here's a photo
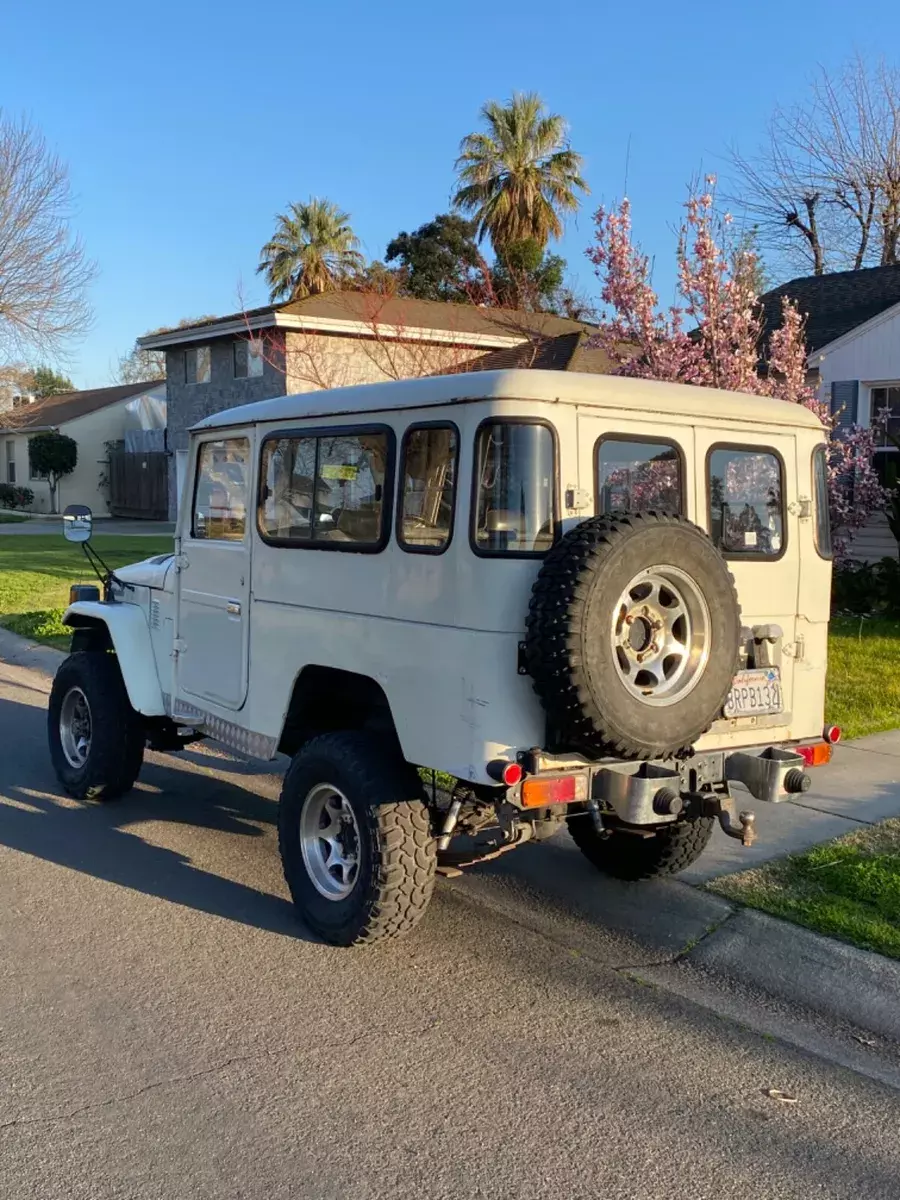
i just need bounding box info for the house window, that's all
[192,438,249,540]
[871,385,900,487]
[472,420,556,556]
[595,436,684,515]
[398,424,458,552]
[5,440,15,484]
[708,445,785,558]
[234,337,264,379]
[258,428,392,550]
[185,345,211,385]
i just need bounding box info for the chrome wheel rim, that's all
[299,784,361,901]
[610,565,710,707]
[59,686,93,768]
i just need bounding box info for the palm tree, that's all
[257,198,365,301]
[453,92,588,255]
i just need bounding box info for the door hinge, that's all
[172,637,187,656]
[565,486,591,512]
[517,641,529,676]
[788,498,811,519]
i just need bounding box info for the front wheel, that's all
[48,652,146,800]
[278,732,436,946]
[567,811,714,881]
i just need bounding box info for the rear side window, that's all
[192,438,249,541]
[596,437,683,514]
[813,444,832,558]
[708,446,784,558]
[398,424,458,552]
[472,421,555,556]
[258,428,392,549]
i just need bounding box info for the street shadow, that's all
[0,694,314,942]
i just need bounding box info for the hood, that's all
[114,554,175,591]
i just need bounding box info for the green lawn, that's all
[710,819,900,960]
[0,534,173,650]
[826,617,900,740]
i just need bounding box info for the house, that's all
[761,265,900,560]
[1,380,165,515]
[138,292,611,518]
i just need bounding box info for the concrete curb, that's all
[0,626,65,677]
[665,907,900,1042]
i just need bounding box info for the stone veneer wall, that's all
[164,334,286,518]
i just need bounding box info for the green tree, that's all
[453,92,588,255]
[28,430,77,513]
[30,365,74,397]
[385,213,482,302]
[258,198,365,302]
[490,238,565,309]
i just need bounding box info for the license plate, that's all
[724,668,783,718]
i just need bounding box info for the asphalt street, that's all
[2,656,900,1200]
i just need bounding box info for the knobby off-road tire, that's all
[48,651,146,800]
[278,732,436,946]
[526,512,741,759]
[568,812,715,881]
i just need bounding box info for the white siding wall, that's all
[814,303,900,563]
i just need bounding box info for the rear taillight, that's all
[797,742,832,768]
[521,774,588,807]
[824,725,842,744]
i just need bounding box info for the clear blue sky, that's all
[3,0,898,387]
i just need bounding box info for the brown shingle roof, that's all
[0,380,163,431]
[141,291,598,347]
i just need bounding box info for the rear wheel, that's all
[567,811,714,881]
[48,652,145,800]
[278,732,436,946]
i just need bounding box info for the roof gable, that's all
[760,264,900,353]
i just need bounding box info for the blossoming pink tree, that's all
[586,182,887,552]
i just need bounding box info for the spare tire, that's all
[525,512,741,759]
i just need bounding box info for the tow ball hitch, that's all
[713,794,757,847]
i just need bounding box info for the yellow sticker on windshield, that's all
[321,465,358,481]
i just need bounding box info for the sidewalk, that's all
[0,516,174,536]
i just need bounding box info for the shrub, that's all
[833,557,900,618]
[0,483,35,510]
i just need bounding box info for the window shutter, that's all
[830,380,859,436]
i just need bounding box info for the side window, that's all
[398,425,458,552]
[473,421,555,555]
[192,438,249,541]
[596,437,683,514]
[708,446,784,558]
[259,428,392,549]
[813,444,832,558]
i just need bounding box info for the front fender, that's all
[62,601,166,716]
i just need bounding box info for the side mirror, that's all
[63,503,93,543]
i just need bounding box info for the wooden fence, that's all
[108,450,168,520]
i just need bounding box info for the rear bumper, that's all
[515,742,816,827]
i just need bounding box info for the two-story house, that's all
[138,291,609,518]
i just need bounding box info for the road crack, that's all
[0,1046,279,1132]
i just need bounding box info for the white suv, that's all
[47,369,837,945]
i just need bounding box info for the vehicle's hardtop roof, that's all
[192,368,824,432]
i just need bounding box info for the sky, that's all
[3,0,900,388]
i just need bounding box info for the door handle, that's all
[226,601,241,616]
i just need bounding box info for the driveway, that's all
[0,518,174,536]
[2,654,900,1198]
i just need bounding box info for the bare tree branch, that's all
[0,112,95,362]
[726,56,900,276]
